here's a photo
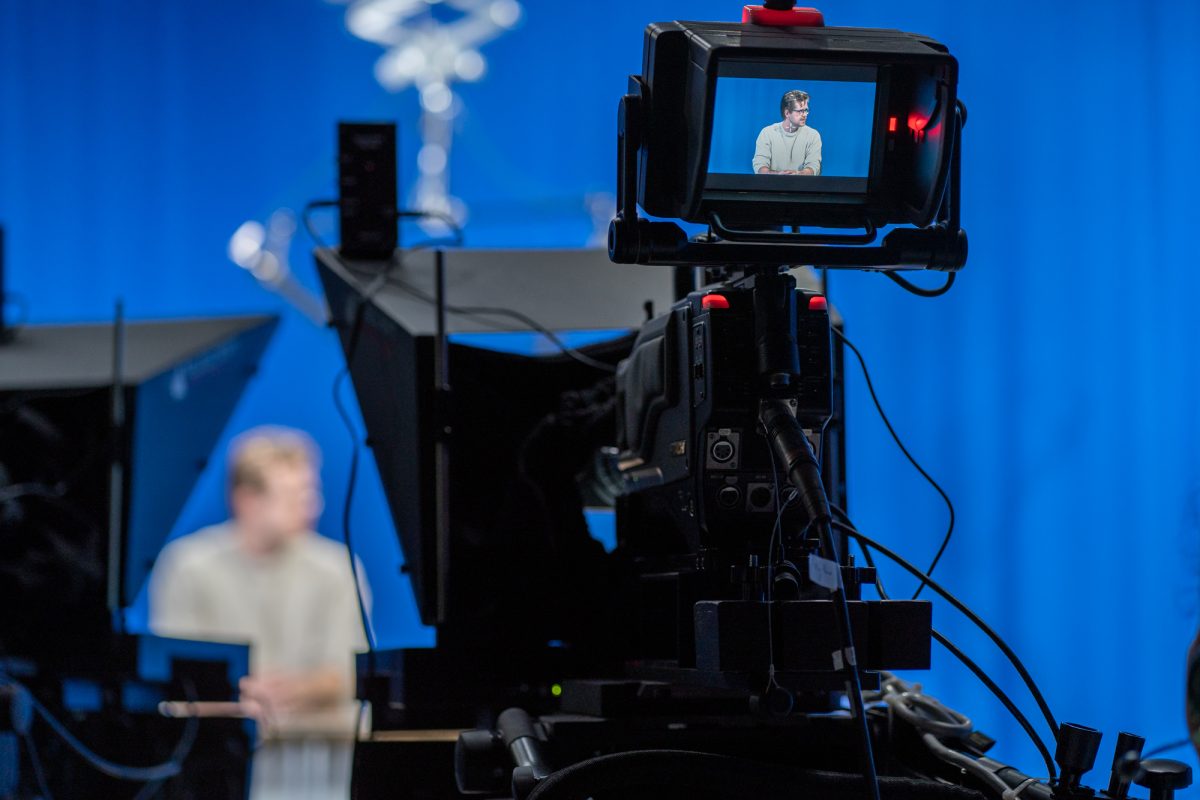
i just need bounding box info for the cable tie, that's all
[808,554,840,591]
[832,647,858,671]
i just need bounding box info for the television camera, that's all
[452,8,972,799]
[319,5,1193,800]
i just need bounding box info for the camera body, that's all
[615,272,834,561]
[610,268,931,680]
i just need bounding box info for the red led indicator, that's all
[888,116,897,132]
[702,294,731,310]
[907,113,929,142]
[808,295,828,311]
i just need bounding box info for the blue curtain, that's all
[3,0,1199,786]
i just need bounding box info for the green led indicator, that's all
[551,683,563,697]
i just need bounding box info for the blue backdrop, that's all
[4,0,1200,789]
[709,77,875,175]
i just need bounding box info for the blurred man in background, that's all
[151,426,368,800]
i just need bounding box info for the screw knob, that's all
[1134,758,1192,800]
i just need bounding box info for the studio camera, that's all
[318,5,1193,800]
[456,5,974,800]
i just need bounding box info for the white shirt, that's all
[150,523,369,800]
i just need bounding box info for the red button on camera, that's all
[702,294,731,310]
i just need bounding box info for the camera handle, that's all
[710,212,878,245]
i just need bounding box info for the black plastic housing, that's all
[637,21,958,230]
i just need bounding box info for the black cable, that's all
[305,200,393,669]
[884,271,956,298]
[304,200,465,243]
[381,271,616,373]
[833,328,954,600]
[131,777,166,800]
[0,483,103,542]
[450,304,616,373]
[305,200,614,373]
[0,676,200,783]
[21,731,54,800]
[761,417,879,800]
[931,629,1057,781]
[525,748,894,800]
[763,439,800,700]
[303,199,465,277]
[763,434,785,694]
[1143,738,1192,758]
[304,200,469,669]
[814,517,882,800]
[319,272,381,664]
[314,211,484,676]
[307,198,615,677]
[129,681,203,800]
[849,514,1057,779]
[313,206,484,673]
[300,199,340,244]
[851,502,1054,782]
[396,208,462,234]
[829,519,1060,741]
[329,280,378,669]
[332,363,375,664]
[304,200,463,307]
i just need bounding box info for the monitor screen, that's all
[705,63,879,195]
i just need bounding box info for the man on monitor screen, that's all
[752,90,822,176]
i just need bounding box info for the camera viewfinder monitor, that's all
[706,63,878,197]
[635,22,959,231]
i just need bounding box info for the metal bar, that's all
[433,249,451,626]
[107,299,126,627]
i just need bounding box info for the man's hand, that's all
[239,668,349,722]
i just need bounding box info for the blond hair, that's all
[227,426,320,495]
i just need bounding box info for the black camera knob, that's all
[455,729,506,795]
[1055,722,1102,790]
[1134,758,1192,800]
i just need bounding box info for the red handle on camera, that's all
[742,5,825,27]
